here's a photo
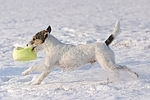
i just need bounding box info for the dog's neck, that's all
[42,34,63,51]
[46,34,62,45]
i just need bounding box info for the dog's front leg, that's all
[22,64,54,85]
[31,64,54,85]
[32,71,50,85]
[22,64,47,76]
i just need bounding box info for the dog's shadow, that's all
[0,67,26,76]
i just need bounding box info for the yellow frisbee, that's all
[13,46,37,61]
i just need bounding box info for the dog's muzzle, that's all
[26,42,37,51]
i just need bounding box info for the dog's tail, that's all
[105,21,120,46]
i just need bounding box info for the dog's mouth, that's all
[26,43,37,51]
[31,46,37,51]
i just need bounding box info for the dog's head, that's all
[28,26,51,46]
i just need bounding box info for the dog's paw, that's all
[31,81,41,85]
[22,70,29,76]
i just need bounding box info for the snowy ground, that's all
[0,0,150,100]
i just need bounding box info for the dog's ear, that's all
[46,26,51,33]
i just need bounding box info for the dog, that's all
[22,21,138,85]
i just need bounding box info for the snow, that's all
[0,0,150,99]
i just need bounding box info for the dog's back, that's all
[56,21,120,71]
[58,42,111,71]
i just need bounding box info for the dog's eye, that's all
[33,38,36,40]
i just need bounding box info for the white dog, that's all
[22,21,138,85]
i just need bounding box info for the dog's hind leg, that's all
[95,49,138,79]
[95,55,122,80]
[95,54,138,78]
[95,48,117,72]
[116,65,139,78]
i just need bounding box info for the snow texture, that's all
[0,0,150,100]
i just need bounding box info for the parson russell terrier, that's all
[22,21,138,85]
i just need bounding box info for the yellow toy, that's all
[13,46,37,61]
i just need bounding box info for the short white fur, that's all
[22,21,138,85]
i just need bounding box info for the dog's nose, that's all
[26,43,32,47]
[26,43,31,46]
